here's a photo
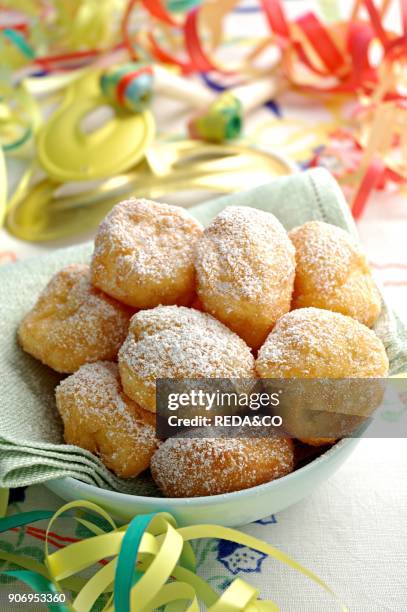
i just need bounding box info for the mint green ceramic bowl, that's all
[45,170,363,526]
[46,438,359,526]
[4,169,378,527]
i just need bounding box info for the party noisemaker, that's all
[188,76,284,143]
[100,62,213,113]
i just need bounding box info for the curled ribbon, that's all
[2,1,406,86]
[1,0,406,222]
[0,488,9,517]
[0,147,7,226]
[0,498,348,611]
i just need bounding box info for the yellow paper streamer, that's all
[0,498,349,612]
[5,140,293,241]
[0,488,9,518]
[0,81,42,154]
[0,147,7,226]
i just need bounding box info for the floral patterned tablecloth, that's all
[1,437,407,611]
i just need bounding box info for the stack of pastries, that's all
[18,199,389,497]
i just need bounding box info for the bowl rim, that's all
[49,437,358,506]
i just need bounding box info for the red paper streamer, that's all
[141,0,178,27]
[351,158,385,218]
[259,0,290,42]
[184,7,217,72]
[296,12,345,74]
[363,0,390,47]
[401,0,407,33]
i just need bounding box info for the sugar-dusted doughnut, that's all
[118,305,255,413]
[55,361,157,478]
[18,264,131,373]
[151,435,294,497]
[91,198,203,309]
[256,308,389,445]
[194,206,295,350]
[289,220,381,327]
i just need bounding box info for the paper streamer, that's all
[0,488,9,518]
[0,147,7,226]
[1,0,406,223]
[2,1,406,88]
[0,498,348,611]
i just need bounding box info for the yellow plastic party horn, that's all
[37,69,155,182]
[189,75,284,143]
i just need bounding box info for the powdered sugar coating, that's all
[118,305,255,412]
[56,361,157,478]
[151,435,294,497]
[194,206,295,349]
[91,198,203,309]
[256,307,389,378]
[289,221,381,327]
[256,308,388,446]
[18,264,131,373]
